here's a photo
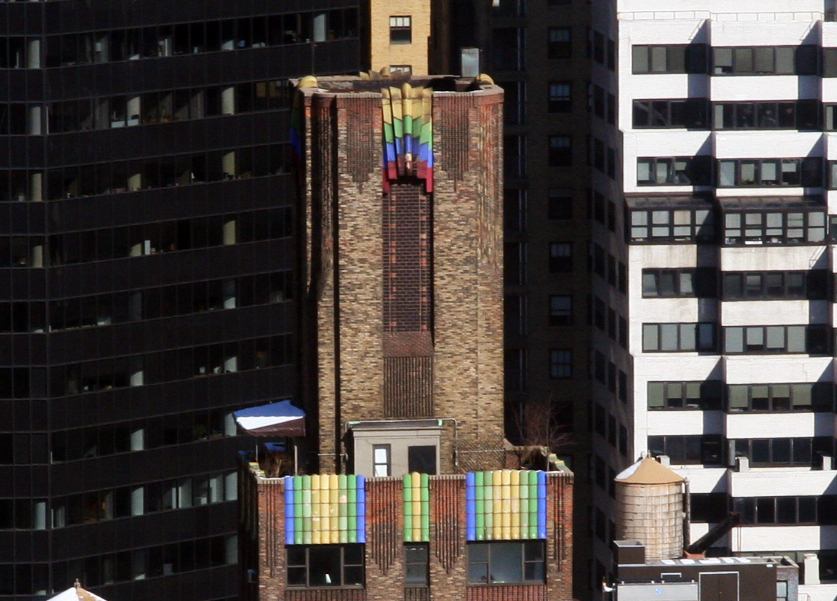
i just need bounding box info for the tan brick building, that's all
[363,0,431,75]
[238,74,574,601]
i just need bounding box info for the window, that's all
[641,268,717,298]
[733,438,832,467]
[733,497,818,525]
[647,381,723,410]
[549,295,572,326]
[723,325,830,355]
[548,81,572,112]
[722,271,828,300]
[713,46,817,75]
[504,189,526,232]
[467,541,545,584]
[636,156,712,185]
[632,44,707,74]
[504,135,526,178]
[548,242,572,273]
[548,188,573,219]
[714,101,818,130]
[717,158,822,188]
[408,446,436,475]
[503,81,526,125]
[547,28,571,59]
[372,445,390,477]
[824,104,837,130]
[493,28,525,71]
[549,349,572,379]
[642,323,716,352]
[505,349,526,393]
[390,65,412,76]
[548,135,572,166]
[628,206,715,243]
[633,99,709,129]
[287,545,364,587]
[690,493,729,522]
[648,435,723,465]
[405,544,429,586]
[590,84,605,118]
[389,17,412,44]
[504,294,527,336]
[504,242,527,285]
[722,209,826,245]
[727,383,832,412]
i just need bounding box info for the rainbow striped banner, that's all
[403,473,430,542]
[382,84,433,193]
[284,474,366,545]
[466,470,547,541]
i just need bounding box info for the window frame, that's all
[636,156,712,186]
[548,188,572,219]
[642,322,716,352]
[641,268,716,298]
[548,81,572,113]
[547,27,572,59]
[632,98,709,129]
[727,383,832,412]
[405,543,429,587]
[548,135,572,167]
[716,157,822,188]
[467,541,545,585]
[713,45,817,76]
[647,381,723,411]
[733,496,819,525]
[648,434,723,465]
[628,206,715,244]
[713,100,819,131]
[722,270,828,300]
[549,348,572,379]
[548,295,572,326]
[372,444,391,477]
[722,324,830,355]
[721,209,826,245]
[286,545,365,588]
[631,44,707,74]
[548,242,572,273]
[389,16,412,45]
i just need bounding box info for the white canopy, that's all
[234,400,306,437]
[48,583,108,601]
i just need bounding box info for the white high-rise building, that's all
[611,2,837,598]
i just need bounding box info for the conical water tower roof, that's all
[615,457,684,484]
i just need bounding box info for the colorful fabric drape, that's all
[284,474,366,545]
[382,84,434,193]
[466,470,547,541]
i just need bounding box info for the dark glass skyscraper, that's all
[0,1,360,599]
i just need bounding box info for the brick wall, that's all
[299,81,506,475]
[241,464,574,601]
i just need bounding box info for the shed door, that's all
[700,572,739,601]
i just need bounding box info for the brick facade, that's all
[298,77,506,475]
[240,463,574,601]
[240,75,574,601]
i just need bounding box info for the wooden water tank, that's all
[615,458,684,561]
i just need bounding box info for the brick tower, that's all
[239,74,574,601]
[296,75,506,475]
